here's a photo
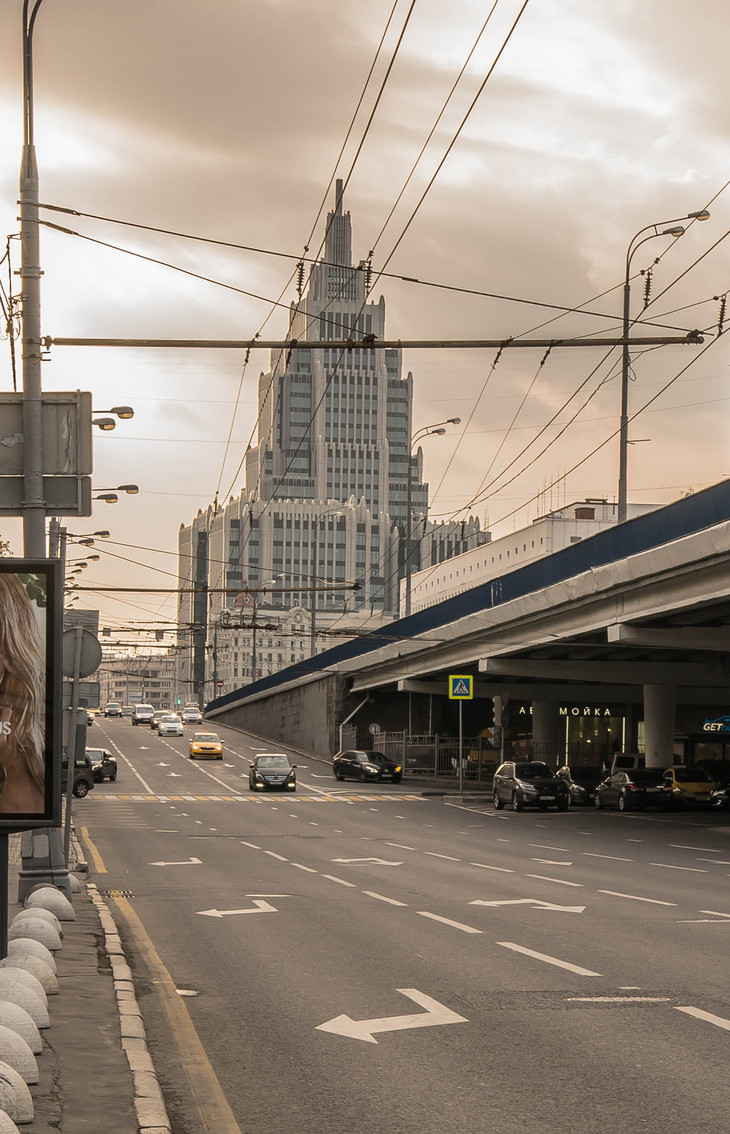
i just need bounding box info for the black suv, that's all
[86,747,118,783]
[493,760,569,811]
[333,750,403,783]
[61,755,95,799]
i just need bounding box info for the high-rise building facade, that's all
[177,184,480,702]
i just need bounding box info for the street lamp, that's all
[309,510,343,657]
[404,418,461,617]
[93,484,139,504]
[92,407,135,431]
[250,575,284,682]
[617,209,710,522]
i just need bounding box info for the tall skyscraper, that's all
[178,183,480,701]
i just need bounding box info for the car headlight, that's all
[364,764,378,773]
[517,781,537,792]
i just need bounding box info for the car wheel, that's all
[493,790,504,810]
[359,770,366,782]
[557,799,569,812]
[189,754,195,760]
[110,770,117,782]
[73,781,89,799]
[594,793,602,809]
[392,774,402,784]
[618,792,628,812]
[511,792,523,812]
[538,802,548,811]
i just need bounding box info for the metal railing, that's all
[339,727,500,783]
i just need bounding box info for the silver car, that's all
[157,715,183,737]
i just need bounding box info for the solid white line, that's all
[424,852,461,861]
[696,859,730,865]
[670,844,720,852]
[386,843,416,851]
[649,863,708,873]
[322,875,356,887]
[582,852,633,862]
[598,889,676,906]
[526,874,583,887]
[498,941,600,976]
[567,996,669,1003]
[675,1006,730,1032]
[700,909,730,918]
[530,844,570,852]
[240,841,261,850]
[291,863,318,873]
[470,862,514,873]
[265,851,288,862]
[417,912,482,934]
[362,891,408,907]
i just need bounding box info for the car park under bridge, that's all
[206,480,730,773]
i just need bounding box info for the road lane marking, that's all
[240,841,261,850]
[424,852,461,861]
[582,852,633,862]
[417,912,481,934]
[568,996,669,1003]
[670,844,720,852]
[470,863,514,873]
[322,875,356,887]
[362,892,408,907]
[497,941,600,976]
[264,851,288,862]
[526,875,583,887]
[649,863,708,873]
[386,843,416,851]
[675,1006,730,1032]
[531,859,573,866]
[291,863,318,873]
[316,989,467,1044]
[80,827,107,873]
[198,901,277,917]
[696,859,730,865]
[700,909,730,918]
[530,844,570,852]
[598,890,676,906]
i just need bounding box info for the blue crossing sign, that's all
[448,675,473,700]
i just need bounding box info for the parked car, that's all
[594,768,670,811]
[610,753,646,775]
[333,750,403,783]
[493,761,569,811]
[189,732,223,759]
[181,706,203,724]
[661,766,716,806]
[694,759,730,787]
[556,763,604,805]
[61,755,95,798]
[249,753,297,792]
[132,704,155,726]
[157,715,183,737]
[104,702,123,718]
[710,784,730,809]
[86,747,117,783]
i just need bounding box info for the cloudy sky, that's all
[0,0,728,641]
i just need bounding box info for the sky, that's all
[0,0,728,646]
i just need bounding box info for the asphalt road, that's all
[78,718,730,1134]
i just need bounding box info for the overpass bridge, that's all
[206,480,730,768]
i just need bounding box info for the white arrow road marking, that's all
[197,900,277,917]
[316,989,467,1044]
[470,898,585,913]
[150,857,202,867]
[157,762,170,767]
[167,772,182,777]
[331,858,404,866]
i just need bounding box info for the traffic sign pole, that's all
[459,701,463,795]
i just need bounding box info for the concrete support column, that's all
[532,700,562,764]
[643,684,676,768]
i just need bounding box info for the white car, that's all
[181,707,202,724]
[157,715,184,737]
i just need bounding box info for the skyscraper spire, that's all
[325,179,351,266]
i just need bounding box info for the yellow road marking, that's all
[112,895,242,1134]
[80,827,107,873]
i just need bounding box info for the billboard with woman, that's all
[0,562,61,826]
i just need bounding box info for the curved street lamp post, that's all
[405,418,460,617]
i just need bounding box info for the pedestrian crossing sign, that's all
[448,675,473,700]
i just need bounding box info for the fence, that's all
[339,726,500,783]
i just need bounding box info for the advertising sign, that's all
[0,561,61,828]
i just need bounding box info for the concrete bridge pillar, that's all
[643,684,676,767]
[532,700,563,764]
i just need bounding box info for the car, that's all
[710,785,730,809]
[104,702,123,718]
[694,759,730,787]
[157,715,183,737]
[86,747,118,783]
[86,710,94,726]
[493,760,569,811]
[661,766,717,806]
[332,749,403,783]
[181,706,203,724]
[61,754,95,799]
[189,732,223,759]
[610,753,646,775]
[249,753,297,791]
[122,705,134,717]
[556,763,604,806]
[594,768,670,811]
[132,704,155,726]
[150,708,173,730]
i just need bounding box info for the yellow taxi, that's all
[662,765,716,805]
[189,732,223,760]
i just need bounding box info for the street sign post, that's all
[448,676,473,793]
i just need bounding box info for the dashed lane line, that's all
[417,912,482,935]
[598,890,676,906]
[498,941,600,977]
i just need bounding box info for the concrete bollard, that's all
[6,941,56,976]
[11,908,61,934]
[0,1004,41,1055]
[0,958,57,996]
[0,1109,20,1132]
[0,1026,37,1085]
[0,1061,34,1124]
[7,920,61,953]
[24,887,75,922]
[0,985,48,1031]
[0,974,46,1012]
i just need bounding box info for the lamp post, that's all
[404,418,460,617]
[310,509,343,657]
[617,209,710,522]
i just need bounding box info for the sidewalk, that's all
[6,833,169,1134]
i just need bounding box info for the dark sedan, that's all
[493,761,569,811]
[333,750,403,783]
[86,747,118,783]
[594,768,669,811]
[556,763,604,806]
[249,753,297,792]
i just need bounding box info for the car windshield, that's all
[195,734,219,743]
[258,756,291,769]
[364,752,388,764]
[515,763,554,780]
[673,767,712,783]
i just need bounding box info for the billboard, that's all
[0,561,61,828]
